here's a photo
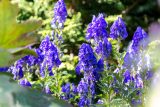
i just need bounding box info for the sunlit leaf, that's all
[0,0,41,49]
[0,75,72,107]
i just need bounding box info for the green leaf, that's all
[0,48,37,67]
[0,49,13,67]
[0,75,72,107]
[0,0,41,67]
[0,0,41,49]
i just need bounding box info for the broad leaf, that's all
[0,0,41,49]
[0,75,72,107]
[0,0,41,67]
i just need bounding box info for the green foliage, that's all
[0,0,41,67]
[0,0,41,49]
[0,75,72,107]
[63,12,85,54]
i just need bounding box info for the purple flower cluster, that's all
[44,85,52,94]
[122,26,152,105]
[123,28,149,86]
[95,38,112,59]
[61,83,77,100]
[76,43,101,80]
[86,14,108,43]
[77,78,96,107]
[51,0,68,28]
[110,17,128,39]
[75,43,101,106]
[86,14,112,60]
[39,36,61,77]
[123,70,132,84]
[8,36,61,88]
[9,59,25,80]
[131,27,148,52]
[19,79,32,87]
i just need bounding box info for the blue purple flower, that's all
[44,85,52,94]
[123,70,132,84]
[51,0,68,28]
[86,14,108,43]
[39,36,61,77]
[61,83,77,100]
[134,74,143,88]
[95,38,112,59]
[76,43,98,77]
[9,59,24,80]
[110,17,128,39]
[19,79,31,87]
[131,27,148,52]
[0,67,9,72]
[78,95,90,107]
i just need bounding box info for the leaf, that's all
[0,0,42,67]
[0,0,41,49]
[0,75,72,107]
[0,49,13,67]
[0,48,37,67]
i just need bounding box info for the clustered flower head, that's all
[8,36,61,89]
[9,59,25,80]
[86,14,108,43]
[73,43,101,106]
[122,26,152,105]
[110,17,128,39]
[39,36,61,77]
[61,83,77,100]
[95,38,112,59]
[131,27,149,52]
[76,43,97,73]
[51,0,68,28]
[86,14,112,60]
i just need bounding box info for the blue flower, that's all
[61,83,77,100]
[110,17,128,39]
[51,0,68,28]
[39,36,61,77]
[62,83,70,94]
[77,79,89,94]
[76,43,97,75]
[0,67,9,72]
[97,58,104,72]
[9,59,24,80]
[131,27,148,52]
[86,14,108,43]
[22,55,37,66]
[95,38,112,59]
[44,85,52,94]
[72,83,77,94]
[146,70,153,80]
[78,95,90,107]
[123,70,132,84]
[134,74,143,88]
[19,79,31,87]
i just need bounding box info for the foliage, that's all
[0,0,41,67]
[0,75,71,107]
